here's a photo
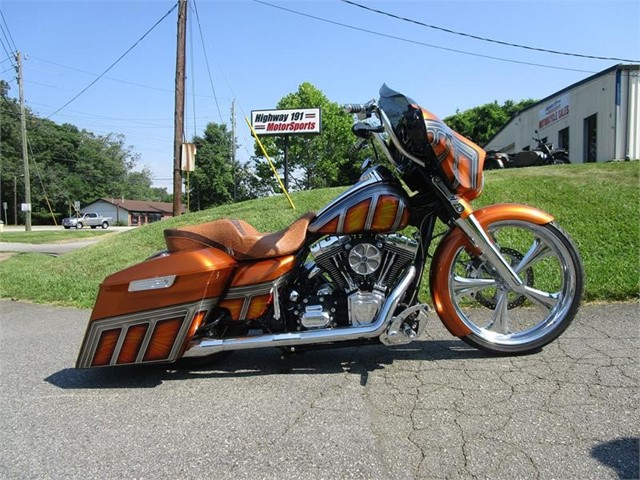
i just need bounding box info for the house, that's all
[81,198,180,226]
[485,64,639,162]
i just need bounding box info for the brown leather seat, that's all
[164,212,315,260]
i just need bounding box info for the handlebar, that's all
[343,99,377,114]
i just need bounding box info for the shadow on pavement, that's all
[45,338,495,390]
[591,437,640,479]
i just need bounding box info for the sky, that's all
[1,0,639,193]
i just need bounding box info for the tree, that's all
[444,99,537,147]
[188,122,235,211]
[253,82,357,191]
[0,80,167,224]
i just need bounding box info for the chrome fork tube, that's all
[454,215,525,292]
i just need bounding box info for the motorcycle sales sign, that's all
[538,94,570,130]
[251,108,321,136]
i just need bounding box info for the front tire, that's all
[431,220,583,354]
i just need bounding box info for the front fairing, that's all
[378,84,485,201]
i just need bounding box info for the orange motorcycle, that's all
[76,85,584,369]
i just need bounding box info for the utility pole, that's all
[172,0,187,217]
[13,175,17,225]
[231,100,237,201]
[16,52,31,231]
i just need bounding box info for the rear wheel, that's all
[434,221,583,354]
[76,222,83,229]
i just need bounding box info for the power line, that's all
[341,0,639,63]
[0,34,16,68]
[192,0,224,123]
[251,0,597,74]
[28,55,225,101]
[0,11,18,71]
[46,2,178,119]
[0,10,18,54]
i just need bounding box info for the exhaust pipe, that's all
[182,266,417,358]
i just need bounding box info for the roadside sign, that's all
[251,108,321,136]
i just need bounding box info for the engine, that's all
[284,234,419,330]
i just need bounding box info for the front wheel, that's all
[431,220,583,354]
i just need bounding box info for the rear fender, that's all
[429,204,554,337]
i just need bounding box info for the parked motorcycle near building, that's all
[76,85,584,370]
[485,134,570,169]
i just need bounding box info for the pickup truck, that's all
[62,212,113,230]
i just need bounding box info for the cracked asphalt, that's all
[0,300,638,479]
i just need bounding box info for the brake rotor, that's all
[466,247,534,310]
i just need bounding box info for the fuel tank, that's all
[308,167,410,235]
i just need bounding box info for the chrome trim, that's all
[136,322,154,364]
[364,195,378,230]
[392,201,405,231]
[182,266,417,358]
[454,215,525,292]
[128,275,176,292]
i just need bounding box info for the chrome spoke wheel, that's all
[446,221,583,353]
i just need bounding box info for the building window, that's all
[558,127,569,152]
[584,114,597,162]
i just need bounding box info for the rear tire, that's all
[76,222,83,229]
[433,221,583,354]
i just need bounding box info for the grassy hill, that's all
[0,161,638,308]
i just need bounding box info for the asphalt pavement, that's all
[0,300,638,479]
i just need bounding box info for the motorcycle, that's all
[485,133,570,169]
[76,85,584,369]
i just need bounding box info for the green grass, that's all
[0,230,112,244]
[0,161,638,309]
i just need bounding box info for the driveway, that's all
[0,226,134,258]
[0,300,637,479]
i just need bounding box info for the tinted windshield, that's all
[378,84,418,128]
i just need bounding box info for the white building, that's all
[485,64,639,162]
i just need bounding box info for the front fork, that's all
[430,176,549,296]
[453,214,525,293]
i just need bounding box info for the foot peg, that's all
[380,304,430,346]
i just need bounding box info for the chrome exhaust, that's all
[181,266,416,358]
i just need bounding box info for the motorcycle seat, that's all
[163,212,316,260]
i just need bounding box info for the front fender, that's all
[429,204,554,337]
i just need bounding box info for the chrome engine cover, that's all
[295,233,419,329]
[348,289,386,326]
